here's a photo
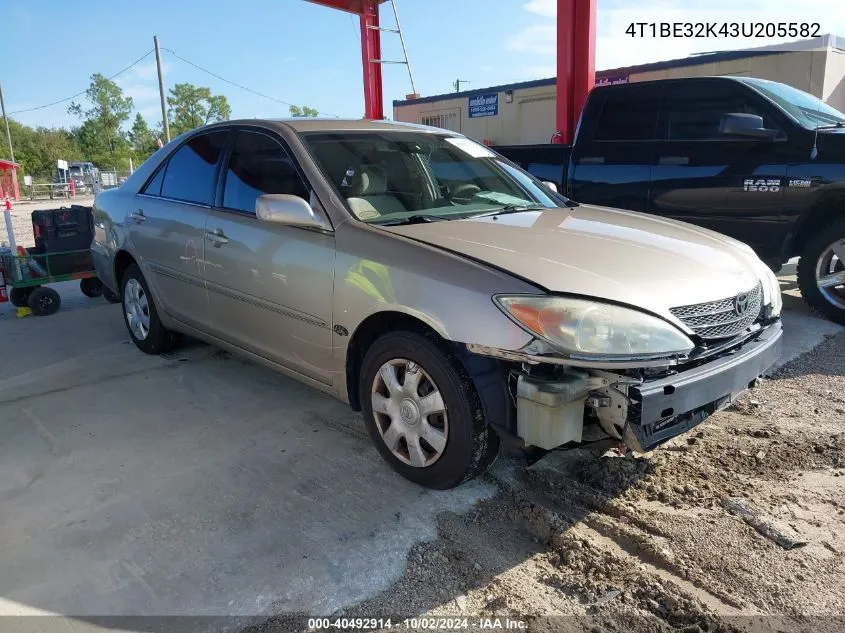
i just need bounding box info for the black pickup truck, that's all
[496,76,845,325]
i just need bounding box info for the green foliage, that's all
[289,105,319,117]
[0,118,82,181]
[68,73,134,171]
[168,83,232,137]
[3,72,233,178]
[128,113,161,164]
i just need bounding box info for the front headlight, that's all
[495,295,695,359]
[763,266,783,317]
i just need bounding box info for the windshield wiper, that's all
[814,121,845,130]
[469,204,546,218]
[374,214,449,226]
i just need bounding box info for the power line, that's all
[162,47,340,118]
[8,49,155,116]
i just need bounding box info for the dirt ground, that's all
[251,331,845,633]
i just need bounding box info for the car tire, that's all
[27,286,61,316]
[9,286,34,308]
[80,277,104,298]
[797,220,845,326]
[121,263,176,354]
[359,330,499,489]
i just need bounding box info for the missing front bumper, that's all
[624,322,783,452]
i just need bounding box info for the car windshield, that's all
[739,78,845,128]
[302,131,566,224]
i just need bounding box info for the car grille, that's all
[670,282,763,340]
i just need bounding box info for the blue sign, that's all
[468,93,498,118]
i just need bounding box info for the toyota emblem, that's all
[734,291,750,316]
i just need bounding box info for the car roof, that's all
[210,118,451,134]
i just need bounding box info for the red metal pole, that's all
[571,0,596,138]
[360,0,384,119]
[554,0,575,144]
[553,0,595,144]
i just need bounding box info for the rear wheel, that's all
[121,264,176,354]
[798,220,845,325]
[80,277,104,298]
[359,330,499,489]
[27,286,61,316]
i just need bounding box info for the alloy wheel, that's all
[815,238,845,310]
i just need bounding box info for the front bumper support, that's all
[625,322,783,452]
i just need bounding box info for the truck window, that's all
[664,82,778,140]
[593,88,660,141]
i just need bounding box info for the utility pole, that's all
[0,82,15,163]
[154,36,171,143]
[454,79,470,92]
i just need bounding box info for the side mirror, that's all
[255,194,332,231]
[542,181,558,193]
[719,113,779,140]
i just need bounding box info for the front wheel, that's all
[121,264,176,354]
[797,220,845,325]
[359,330,499,489]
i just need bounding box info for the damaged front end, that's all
[466,319,782,454]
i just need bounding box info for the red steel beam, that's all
[554,0,596,143]
[360,0,384,119]
[306,0,387,119]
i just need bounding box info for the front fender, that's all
[333,222,538,355]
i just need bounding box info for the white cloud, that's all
[524,0,555,18]
[132,61,165,81]
[506,23,555,55]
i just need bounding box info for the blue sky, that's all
[2,0,843,130]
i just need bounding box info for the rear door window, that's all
[160,131,228,205]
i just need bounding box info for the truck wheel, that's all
[359,330,499,489]
[9,287,34,308]
[28,286,61,316]
[80,277,104,298]
[797,220,845,326]
[121,264,177,354]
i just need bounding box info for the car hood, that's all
[380,205,765,323]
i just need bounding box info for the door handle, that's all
[129,209,146,222]
[205,229,229,247]
[658,156,690,165]
[578,156,605,164]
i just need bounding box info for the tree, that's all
[168,83,231,137]
[68,73,134,170]
[128,113,160,164]
[289,105,319,117]
[0,119,83,181]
